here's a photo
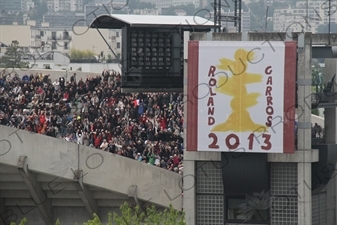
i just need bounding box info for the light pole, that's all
[328,0,331,44]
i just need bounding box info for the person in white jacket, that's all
[100,139,109,151]
[76,130,83,145]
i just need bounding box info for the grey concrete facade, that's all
[0,125,182,225]
[182,32,337,225]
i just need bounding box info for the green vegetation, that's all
[317,23,337,33]
[69,48,96,60]
[312,60,325,116]
[312,60,325,89]
[312,108,320,116]
[9,203,186,225]
[28,0,48,21]
[0,40,29,69]
[10,218,27,225]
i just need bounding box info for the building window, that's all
[226,196,269,222]
[40,31,44,36]
[52,42,56,50]
[117,42,120,48]
[116,31,120,37]
[63,31,69,39]
[64,42,68,50]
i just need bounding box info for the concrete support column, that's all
[296,33,313,225]
[297,33,313,150]
[297,162,312,225]
[0,196,5,225]
[183,33,206,225]
[182,160,196,225]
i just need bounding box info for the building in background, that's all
[0,25,31,49]
[273,1,335,33]
[222,10,251,32]
[199,0,208,8]
[132,8,161,15]
[70,0,83,12]
[172,0,200,8]
[84,4,113,26]
[0,23,121,58]
[139,0,172,8]
[43,12,85,27]
[209,9,251,32]
[0,0,23,12]
[0,13,26,25]
[47,0,83,12]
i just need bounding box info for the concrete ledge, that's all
[184,151,221,161]
[268,149,319,163]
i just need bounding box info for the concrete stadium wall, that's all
[0,125,183,211]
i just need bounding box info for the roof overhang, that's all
[89,14,214,31]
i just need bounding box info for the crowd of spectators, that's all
[0,69,184,174]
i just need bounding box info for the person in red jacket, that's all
[159,116,166,130]
[94,132,102,149]
[63,91,69,102]
[39,112,46,124]
[173,154,180,167]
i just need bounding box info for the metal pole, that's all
[265,6,269,32]
[238,0,242,32]
[214,0,217,32]
[94,25,120,61]
[329,0,331,44]
[218,0,221,32]
[234,0,238,29]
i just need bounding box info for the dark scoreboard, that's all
[121,27,184,91]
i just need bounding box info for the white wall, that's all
[311,114,324,128]
[0,25,31,47]
[68,63,121,73]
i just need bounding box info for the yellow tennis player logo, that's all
[212,48,267,132]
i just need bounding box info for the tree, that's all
[69,48,96,60]
[112,202,186,225]
[317,23,337,33]
[312,60,324,89]
[9,218,27,225]
[0,41,29,69]
[29,0,48,21]
[312,60,324,116]
[312,108,320,116]
[7,203,186,224]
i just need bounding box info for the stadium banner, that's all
[186,41,296,153]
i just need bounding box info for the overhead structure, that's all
[213,0,242,33]
[89,14,214,92]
